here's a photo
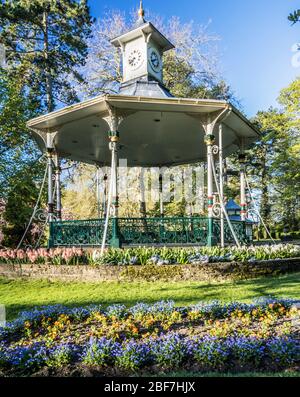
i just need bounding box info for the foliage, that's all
[61,164,99,220]
[288,9,300,24]
[0,244,299,266]
[1,163,47,247]
[0,0,93,111]
[116,340,151,371]
[0,299,299,375]
[46,343,79,368]
[0,67,44,247]
[0,69,39,182]
[1,298,297,341]
[0,0,93,247]
[82,337,121,367]
[150,333,191,368]
[0,245,299,266]
[3,343,48,371]
[193,336,230,369]
[248,86,300,232]
[93,245,300,266]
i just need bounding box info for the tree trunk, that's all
[43,11,54,113]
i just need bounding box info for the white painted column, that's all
[47,149,54,222]
[205,134,216,246]
[159,173,164,217]
[111,142,118,219]
[96,166,101,218]
[239,142,247,221]
[240,160,247,221]
[103,171,108,218]
[54,153,62,221]
[219,125,225,247]
[46,132,58,248]
[109,132,120,248]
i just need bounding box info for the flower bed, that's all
[0,298,299,376]
[0,245,299,266]
[0,247,87,265]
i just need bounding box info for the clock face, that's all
[149,48,161,72]
[127,49,143,70]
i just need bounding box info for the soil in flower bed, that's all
[0,299,299,377]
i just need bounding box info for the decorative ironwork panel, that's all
[50,217,209,247]
[49,217,250,247]
[51,219,109,247]
[213,219,250,245]
[118,217,208,245]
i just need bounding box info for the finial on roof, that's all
[138,1,145,17]
[136,1,146,26]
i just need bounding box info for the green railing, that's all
[118,217,208,245]
[50,219,108,247]
[49,217,250,247]
[213,219,249,245]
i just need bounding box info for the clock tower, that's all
[111,1,175,97]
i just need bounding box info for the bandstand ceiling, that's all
[27,94,260,167]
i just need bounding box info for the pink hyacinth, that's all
[27,251,38,263]
[16,250,26,260]
[62,248,74,261]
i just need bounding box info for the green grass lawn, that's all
[0,272,299,321]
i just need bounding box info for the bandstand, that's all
[26,3,259,249]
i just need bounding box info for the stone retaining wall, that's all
[0,258,299,282]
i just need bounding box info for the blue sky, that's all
[88,0,299,117]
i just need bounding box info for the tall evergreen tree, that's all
[0,0,93,247]
[0,0,93,111]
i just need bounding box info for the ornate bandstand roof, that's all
[26,2,260,168]
[27,95,259,167]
